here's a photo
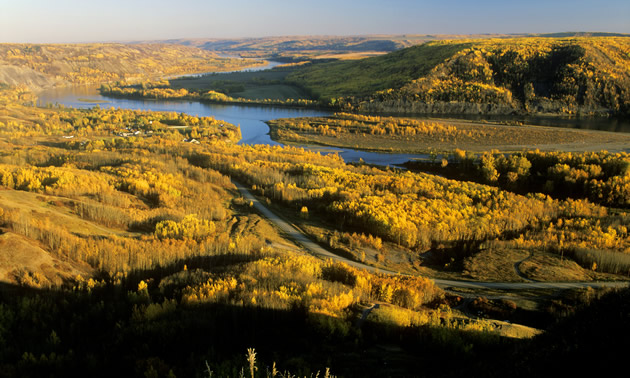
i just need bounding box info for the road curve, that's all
[233,181,630,291]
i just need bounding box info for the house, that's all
[182,138,200,144]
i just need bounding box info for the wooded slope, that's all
[288,37,630,116]
[0,43,260,89]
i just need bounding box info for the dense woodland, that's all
[186,141,630,275]
[266,113,630,154]
[0,36,629,376]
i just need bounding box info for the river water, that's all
[36,62,630,166]
[37,85,427,166]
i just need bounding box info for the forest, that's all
[267,113,630,153]
[0,35,629,376]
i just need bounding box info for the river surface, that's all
[37,62,630,166]
[171,60,284,78]
[37,85,429,166]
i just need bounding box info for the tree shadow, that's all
[2,273,629,378]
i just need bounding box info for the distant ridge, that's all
[531,32,630,38]
[143,33,630,60]
[141,34,525,60]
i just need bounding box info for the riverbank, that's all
[98,89,325,110]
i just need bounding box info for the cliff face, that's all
[0,64,62,91]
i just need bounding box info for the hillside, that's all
[158,33,630,61]
[157,35,421,60]
[287,41,472,99]
[0,43,262,90]
[156,34,523,60]
[288,37,630,116]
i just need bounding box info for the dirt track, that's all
[234,181,630,291]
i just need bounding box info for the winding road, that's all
[234,181,630,291]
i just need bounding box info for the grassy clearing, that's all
[170,67,312,101]
[0,189,135,238]
[518,252,596,281]
[0,231,90,286]
[462,248,531,282]
[235,84,311,101]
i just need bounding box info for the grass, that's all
[462,248,531,282]
[518,252,594,282]
[170,67,312,101]
[0,231,89,287]
[286,41,471,99]
[0,189,133,238]
[235,84,310,101]
[172,69,291,90]
[0,190,99,286]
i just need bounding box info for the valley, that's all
[0,32,629,377]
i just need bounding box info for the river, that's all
[37,63,629,166]
[37,84,428,166]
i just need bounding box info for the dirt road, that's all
[234,181,629,291]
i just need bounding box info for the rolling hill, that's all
[287,37,630,116]
[0,43,262,90]
[153,34,524,61]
